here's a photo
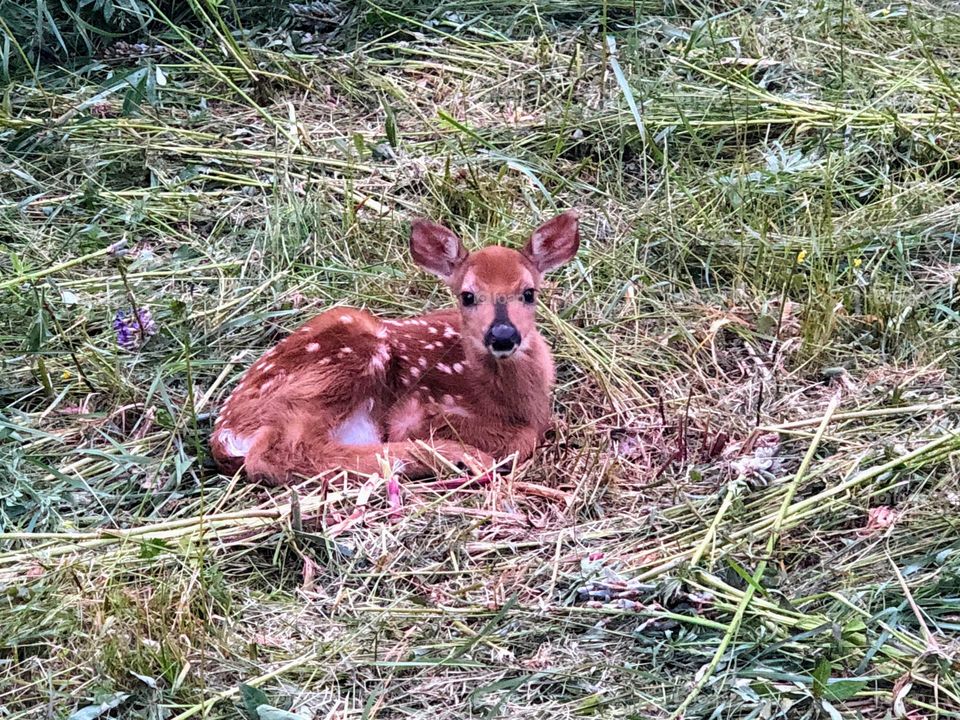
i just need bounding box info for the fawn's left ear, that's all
[522,210,580,273]
[410,219,468,282]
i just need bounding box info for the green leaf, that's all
[812,657,831,698]
[352,132,366,158]
[168,299,187,319]
[239,684,270,720]
[27,314,47,352]
[724,557,768,596]
[122,69,148,116]
[139,539,171,559]
[437,110,492,149]
[605,35,663,162]
[382,96,398,148]
[145,60,157,105]
[576,693,603,714]
[824,679,869,701]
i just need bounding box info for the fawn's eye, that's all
[460,291,476,307]
[522,288,536,304]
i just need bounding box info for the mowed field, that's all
[2,1,960,718]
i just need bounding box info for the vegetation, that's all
[2,1,960,718]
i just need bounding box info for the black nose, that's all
[484,323,521,353]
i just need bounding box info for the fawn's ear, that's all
[410,218,468,281]
[522,210,580,273]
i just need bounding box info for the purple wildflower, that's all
[113,308,158,350]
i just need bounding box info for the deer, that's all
[210,210,580,486]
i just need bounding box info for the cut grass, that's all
[2,1,960,718]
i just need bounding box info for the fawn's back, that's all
[211,211,579,484]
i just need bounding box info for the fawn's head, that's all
[410,211,579,361]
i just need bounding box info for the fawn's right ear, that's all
[410,219,468,281]
[522,210,580,274]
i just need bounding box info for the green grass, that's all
[3,1,960,718]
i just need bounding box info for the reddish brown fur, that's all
[210,211,580,485]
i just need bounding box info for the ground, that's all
[2,1,960,718]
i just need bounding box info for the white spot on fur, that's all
[418,357,428,368]
[428,326,438,334]
[437,363,452,374]
[376,326,390,339]
[306,342,320,352]
[423,343,436,350]
[300,326,313,333]
[218,429,253,457]
[452,362,464,373]
[368,344,390,373]
[330,399,379,446]
[261,362,274,372]
[410,367,420,378]
[340,314,353,324]
[443,326,458,339]
[339,347,353,355]
[401,377,411,386]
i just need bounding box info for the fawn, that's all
[210,210,580,485]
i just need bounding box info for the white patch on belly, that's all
[217,428,253,457]
[331,399,380,446]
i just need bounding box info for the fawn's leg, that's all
[242,427,494,485]
[326,440,495,479]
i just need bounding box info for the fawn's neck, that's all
[461,330,554,427]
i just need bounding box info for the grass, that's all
[2,0,960,718]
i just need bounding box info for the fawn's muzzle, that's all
[485,322,521,358]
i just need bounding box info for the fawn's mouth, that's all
[489,346,518,360]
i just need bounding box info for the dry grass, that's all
[3,1,960,718]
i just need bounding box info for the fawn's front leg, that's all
[242,427,496,484]
[328,440,496,479]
